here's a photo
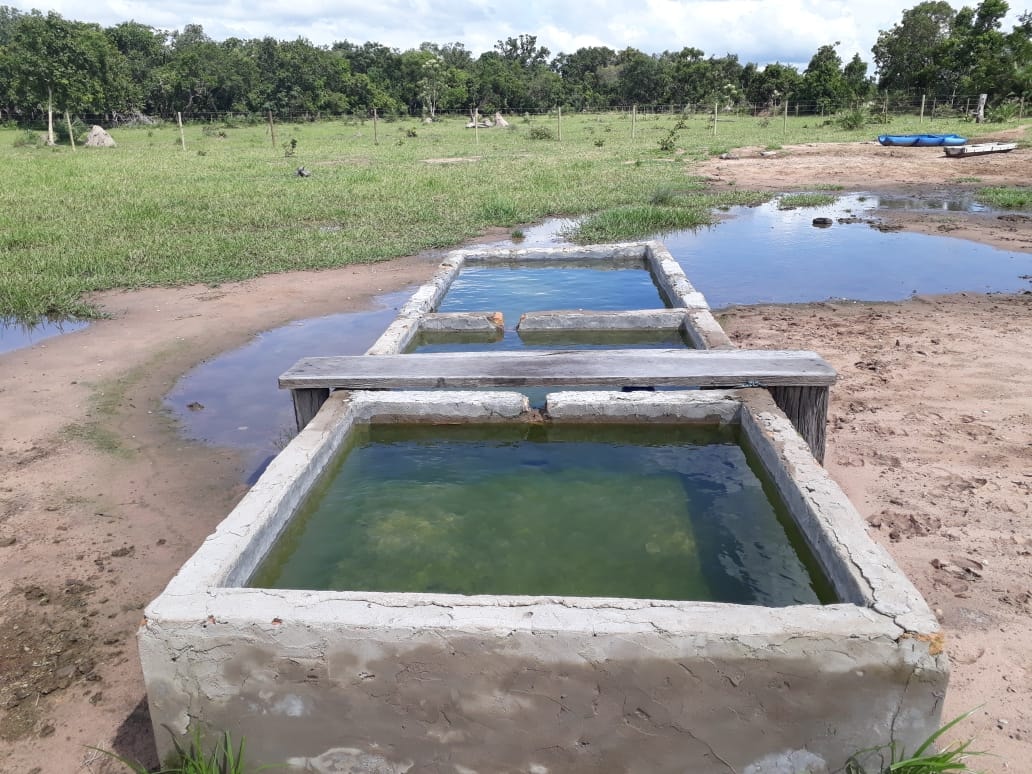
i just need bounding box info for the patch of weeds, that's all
[593,138,605,147]
[953,176,982,184]
[836,106,872,130]
[778,193,838,210]
[91,726,260,773]
[528,126,555,140]
[657,128,679,153]
[12,129,43,148]
[568,205,710,242]
[62,423,128,456]
[510,228,525,241]
[975,186,1031,210]
[283,137,298,157]
[843,709,985,773]
[810,183,845,191]
[765,143,782,151]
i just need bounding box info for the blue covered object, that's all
[878,134,967,147]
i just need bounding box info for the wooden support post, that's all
[557,106,562,141]
[920,94,926,123]
[373,108,379,145]
[177,112,186,151]
[291,388,330,430]
[769,385,829,463]
[713,101,718,136]
[267,110,276,148]
[976,93,987,123]
[783,99,788,138]
[631,104,636,139]
[65,111,76,151]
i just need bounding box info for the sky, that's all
[5,0,1028,69]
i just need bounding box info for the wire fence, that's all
[62,93,1024,127]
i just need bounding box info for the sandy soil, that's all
[1,133,1031,773]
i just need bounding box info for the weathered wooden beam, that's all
[769,385,830,463]
[291,387,330,431]
[280,349,835,390]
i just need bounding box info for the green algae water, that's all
[250,424,834,606]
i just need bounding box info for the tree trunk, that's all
[46,85,55,146]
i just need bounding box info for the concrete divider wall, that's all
[140,390,947,773]
[365,241,732,355]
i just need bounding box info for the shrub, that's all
[528,125,555,140]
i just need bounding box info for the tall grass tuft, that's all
[844,710,985,774]
[91,726,255,774]
[975,186,1031,210]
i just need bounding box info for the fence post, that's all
[713,101,718,136]
[267,110,276,148]
[373,107,379,144]
[920,94,926,123]
[632,104,637,139]
[65,111,76,151]
[557,105,562,141]
[177,112,186,151]
[783,99,789,138]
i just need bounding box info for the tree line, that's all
[0,0,1028,128]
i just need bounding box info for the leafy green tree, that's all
[798,43,848,112]
[744,62,802,108]
[553,45,616,108]
[842,54,875,101]
[872,1,956,91]
[613,48,668,104]
[948,0,1015,94]
[6,10,126,142]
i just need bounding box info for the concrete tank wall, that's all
[140,391,947,773]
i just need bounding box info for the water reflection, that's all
[0,317,89,355]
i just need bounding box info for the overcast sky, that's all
[6,0,1027,69]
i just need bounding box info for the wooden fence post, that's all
[177,112,186,151]
[373,107,379,144]
[920,94,926,123]
[267,110,276,148]
[65,111,76,151]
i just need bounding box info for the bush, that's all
[528,125,555,140]
[835,107,871,130]
[987,99,1020,123]
[12,130,42,148]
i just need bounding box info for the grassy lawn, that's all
[0,110,1008,321]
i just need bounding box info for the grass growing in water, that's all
[778,192,839,209]
[975,186,1032,210]
[569,188,772,243]
[0,111,1011,320]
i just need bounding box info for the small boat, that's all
[877,134,968,147]
[944,142,1018,157]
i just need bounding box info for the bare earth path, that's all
[2,134,1031,772]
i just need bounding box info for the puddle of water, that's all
[250,423,834,606]
[167,193,1030,480]
[165,289,413,480]
[668,194,1030,306]
[873,193,993,212]
[0,317,88,355]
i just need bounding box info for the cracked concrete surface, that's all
[140,389,946,771]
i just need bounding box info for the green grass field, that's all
[0,110,1015,321]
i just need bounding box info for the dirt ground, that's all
[1,132,1031,773]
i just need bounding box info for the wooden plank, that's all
[279,349,836,390]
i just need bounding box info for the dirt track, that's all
[1,133,1031,772]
